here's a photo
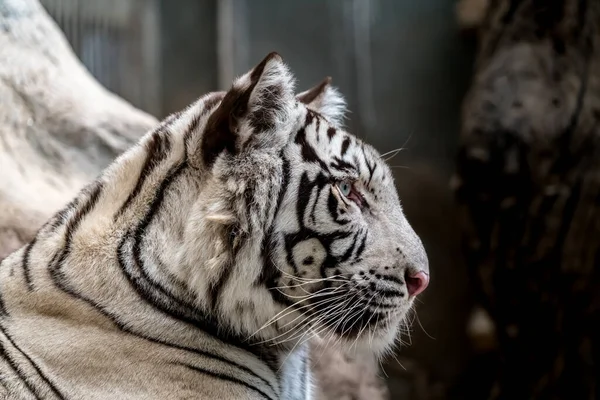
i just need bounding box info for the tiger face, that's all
[182,52,428,357]
[266,109,429,355]
[259,92,429,357]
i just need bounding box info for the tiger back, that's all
[0,53,429,400]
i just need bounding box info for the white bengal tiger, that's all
[0,53,429,400]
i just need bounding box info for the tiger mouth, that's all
[274,275,410,344]
[305,290,404,340]
[316,307,396,339]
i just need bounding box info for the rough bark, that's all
[455,0,600,398]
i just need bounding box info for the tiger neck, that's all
[40,124,298,367]
[112,173,277,342]
[98,140,290,352]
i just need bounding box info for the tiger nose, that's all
[405,270,429,297]
[398,229,429,297]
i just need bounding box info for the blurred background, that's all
[37,0,478,398]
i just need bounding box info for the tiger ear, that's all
[297,77,347,128]
[201,52,296,167]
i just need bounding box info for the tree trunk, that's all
[455,0,600,398]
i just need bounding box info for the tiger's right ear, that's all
[200,52,296,168]
[297,77,347,128]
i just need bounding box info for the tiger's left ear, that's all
[297,77,347,128]
[201,52,296,167]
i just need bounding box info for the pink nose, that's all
[405,271,429,297]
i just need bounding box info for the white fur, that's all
[0,54,428,399]
[296,81,347,128]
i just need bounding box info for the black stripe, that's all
[208,260,234,311]
[309,175,329,225]
[115,131,172,218]
[340,231,360,263]
[0,340,40,398]
[327,191,350,226]
[242,183,261,233]
[315,117,321,142]
[296,173,314,234]
[378,274,404,286]
[49,181,104,282]
[46,196,80,233]
[0,288,6,316]
[201,93,238,167]
[295,127,330,172]
[304,109,315,126]
[178,362,275,400]
[377,288,404,298]
[116,95,222,219]
[189,94,223,132]
[364,152,377,188]
[159,111,182,129]
[355,231,368,260]
[0,323,65,399]
[257,153,290,288]
[330,156,357,173]
[327,127,337,140]
[185,92,225,150]
[22,237,37,291]
[48,179,105,310]
[340,137,351,156]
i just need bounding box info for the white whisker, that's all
[247,286,346,339]
[255,293,349,345]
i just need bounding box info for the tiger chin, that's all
[0,52,429,399]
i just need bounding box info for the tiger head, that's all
[176,53,429,357]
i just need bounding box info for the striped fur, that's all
[0,53,428,399]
